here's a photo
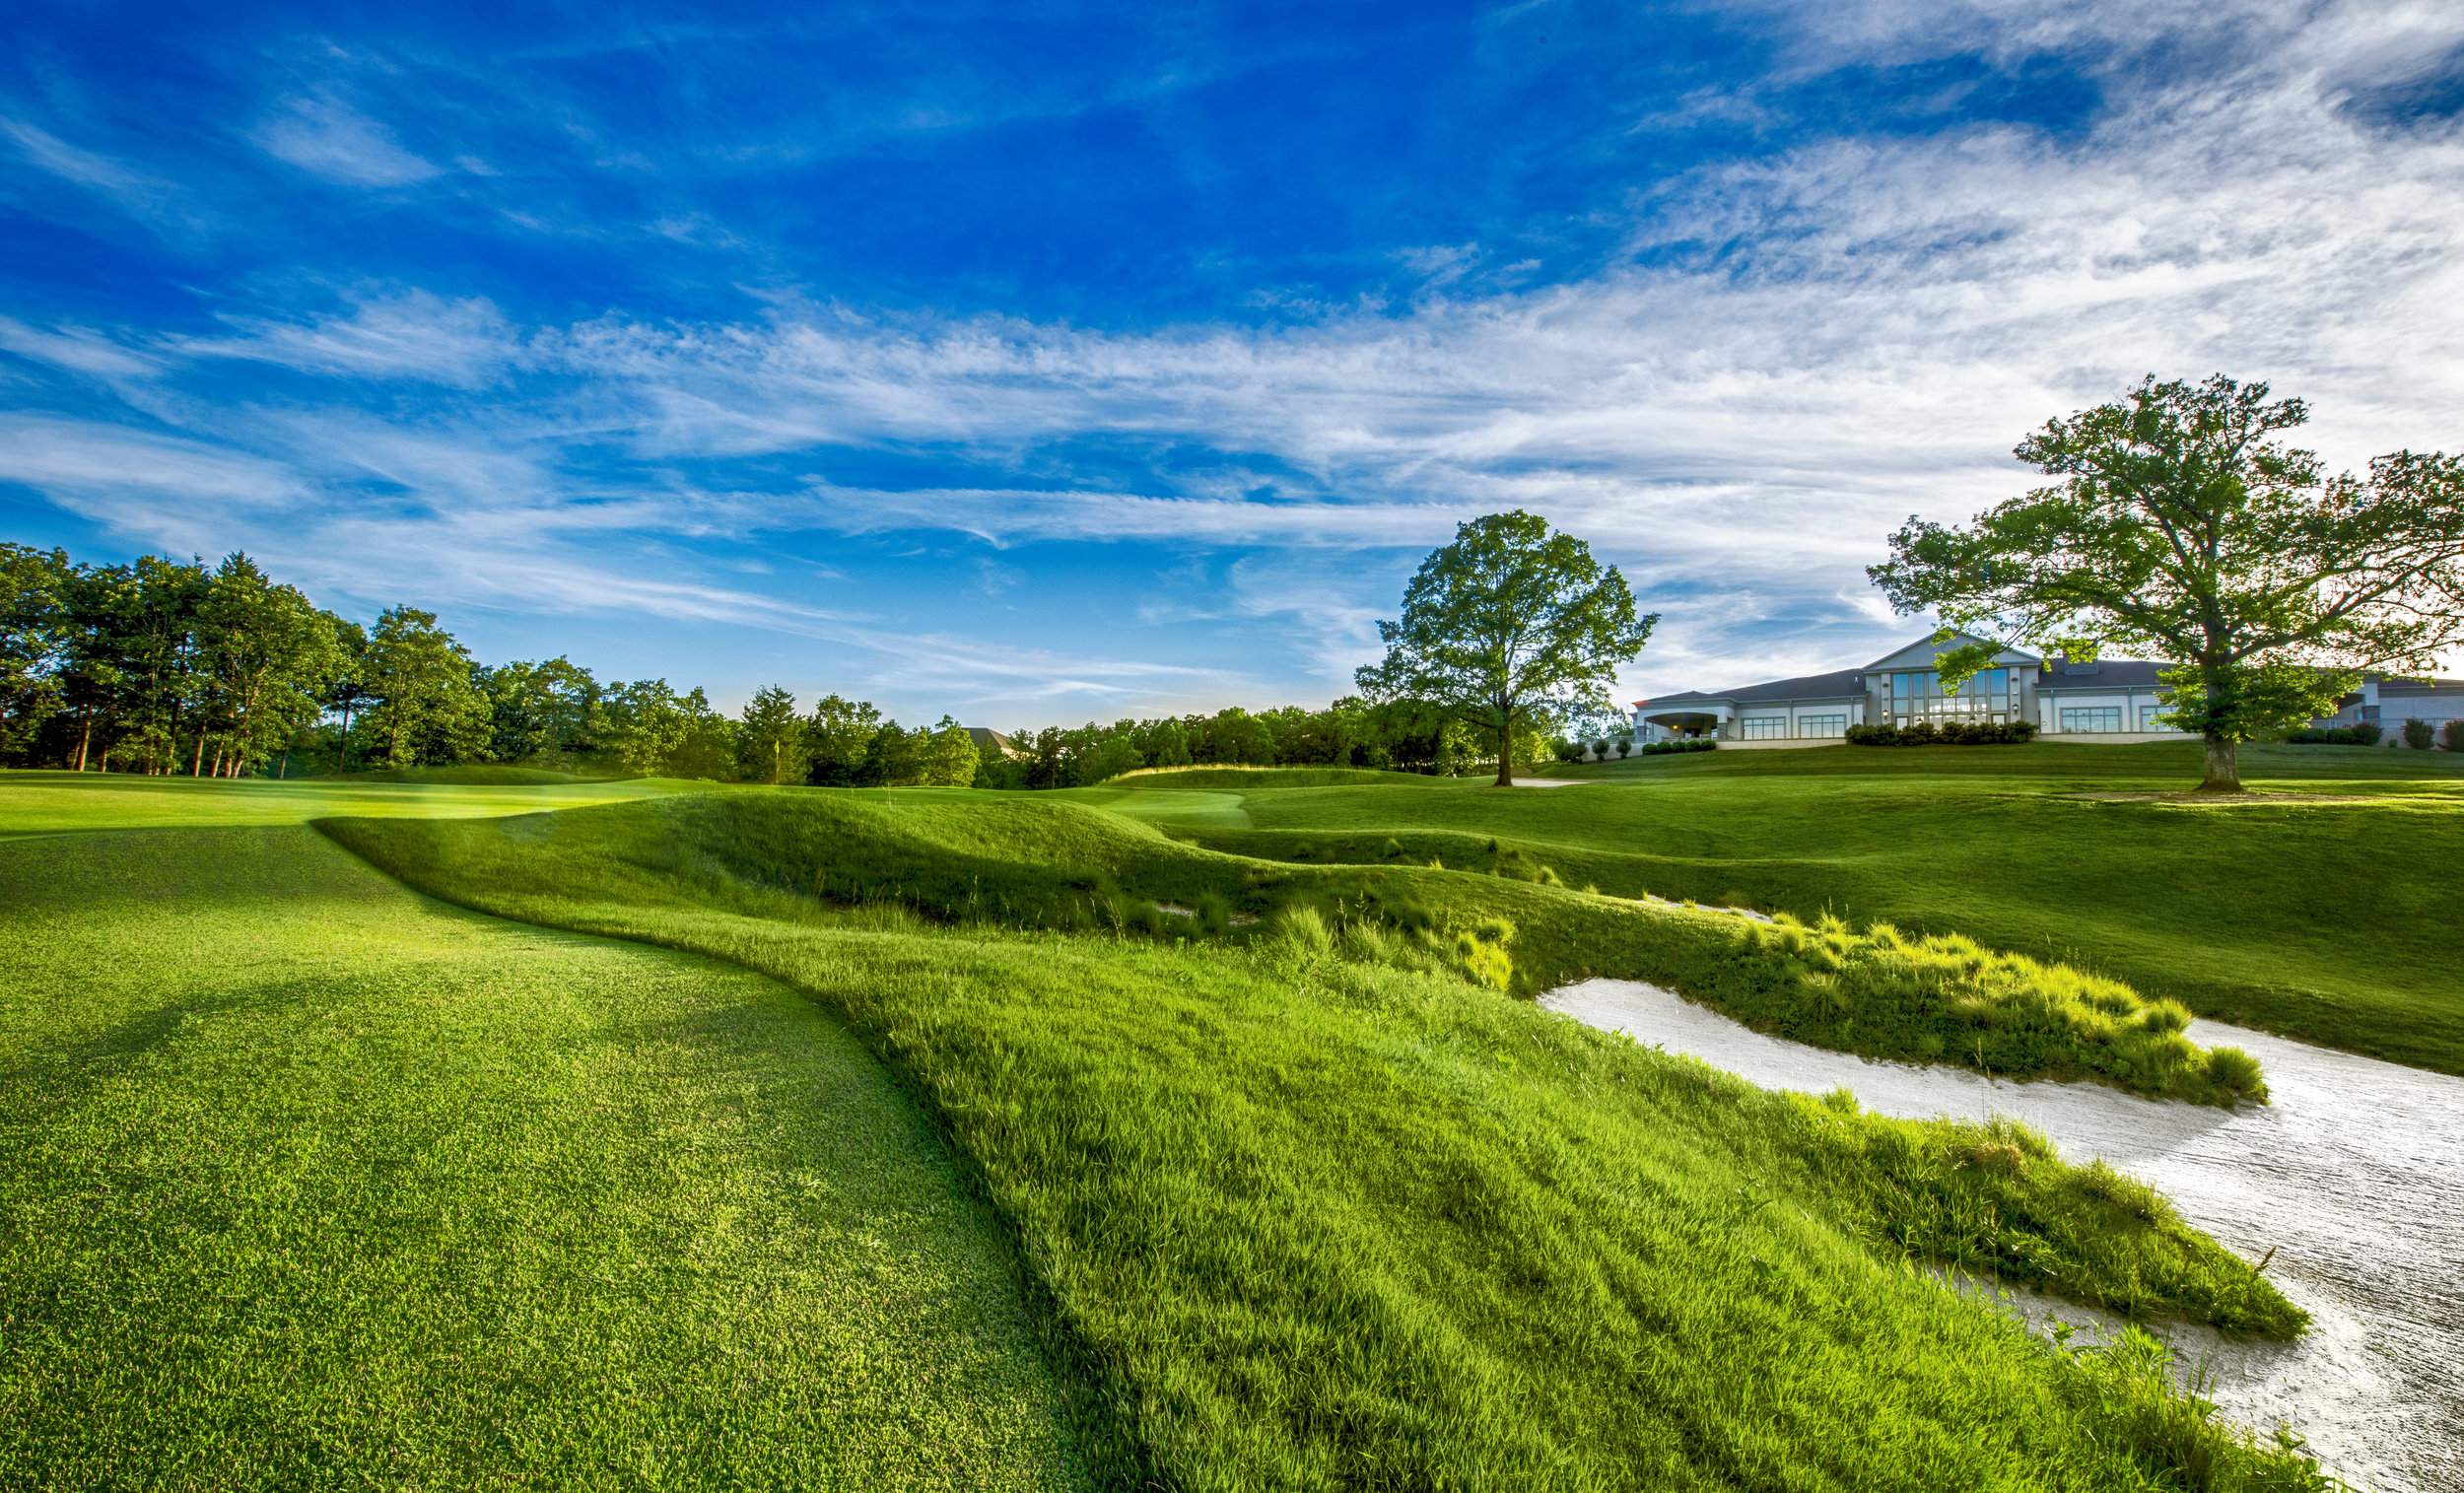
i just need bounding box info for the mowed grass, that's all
[0,767,748,841]
[329,795,2325,1491]
[0,822,1087,1492]
[1134,742,2464,1074]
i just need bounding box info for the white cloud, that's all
[176,291,520,385]
[252,95,441,185]
[0,317,163,379]
[8,0,2461,713]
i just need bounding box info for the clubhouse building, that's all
[1632,631,2464,747]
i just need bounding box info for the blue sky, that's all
[4,0,2461,726]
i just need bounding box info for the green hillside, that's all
[1139,744,2464,1074]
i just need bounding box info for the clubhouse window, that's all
[1797,713,1847,737]
[1886,667,2011,727]
[2061,707,2123,733]
[1737,716,1789,740]
[2140,705,2178,731]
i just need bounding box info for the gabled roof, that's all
[1864,630,2039,673]
[1637,666,1867,710]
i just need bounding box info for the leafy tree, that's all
[1357,510,1655,786]
[598,679,734,779]
[856,717,921,786]
[0,544,73,758]
[480,656,602,766]
[363,607,490,767]
[916,715,980,787]
[1131,715,1193,768]
[1188,707,1276,766]
[195,554,343,776]
[737,685,809,784]
[1872,375,2464,791]
[665,687,737,780]
[325,619,373,773]
[806,694,882,786]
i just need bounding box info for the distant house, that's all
[965,726,1021,758]
[1630,630,2463,746]
[1630,631,2196,746]
[2310,678,2464,739]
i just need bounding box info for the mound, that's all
[335,764,608,785]
[1109,766,1454,789]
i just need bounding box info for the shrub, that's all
[1550,737,1586,765]
[1615,738,1633,758]
[2204,1047,2265,1100]
[1638,737,1716,756]
[1267,904,1333,956]
[2445,718,2464,753]
[1590,738,1610,760]
[1846,719,2038,747]
[1711,914,2261,1108]
[2352,720,2383,745]
[2402,716,2434,749]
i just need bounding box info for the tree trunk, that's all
[2199,734,2240,792]
[1493,718,1514,787]
[74,715,92,772]
[191,734,205,777]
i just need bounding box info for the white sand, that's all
[1541,978,2464,1492]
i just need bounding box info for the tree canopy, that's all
[1871,374,2464,790]
[1357,510,1654,786]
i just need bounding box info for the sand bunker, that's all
[1542,978,2464,1493]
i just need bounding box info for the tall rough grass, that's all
[354,790,2269,1107]
[1716,913,2266,1105]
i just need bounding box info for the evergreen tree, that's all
[737,685,809,784]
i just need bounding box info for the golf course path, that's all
[1543,977,2464,1493]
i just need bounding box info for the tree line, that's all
[0,541,1572,787]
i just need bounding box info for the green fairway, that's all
[0,821,1085,1491]
[0,767,738,840]
[1142,743,2464,1075]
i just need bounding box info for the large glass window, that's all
[1886,666,2011,726]
[2061,707,2123,733]
[2139,705,2179,731]
[1797,713,1847,737]
[1737,716,1788,740]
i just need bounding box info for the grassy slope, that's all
[0,767,734,840]
[0,821,1085,1492]
[329,794,2321,1493]
[1148,744,2464,1074]
[482,789,2267,1105]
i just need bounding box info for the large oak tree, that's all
[1358,510,1654,787]
[1872,375,2464,791]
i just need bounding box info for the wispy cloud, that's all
[5,0,2460,716]
[252,94,441,185]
